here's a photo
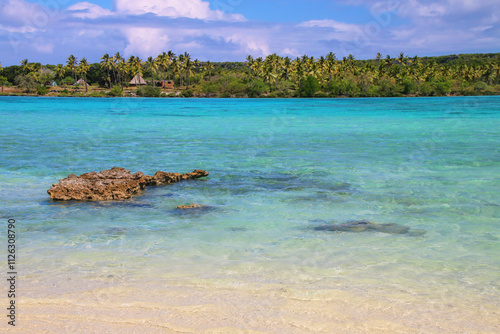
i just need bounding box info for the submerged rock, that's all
[173,203,216,215]
[314,220,425,236]
[176,203,207,210]
[229,227,247,232]
[47,167,208,201]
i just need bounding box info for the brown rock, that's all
[47,167,209,201]
[176,203,206,210]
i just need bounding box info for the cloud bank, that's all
[0,0,498,65]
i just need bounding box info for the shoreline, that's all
[1,92,498,99]
[18,274,500,333]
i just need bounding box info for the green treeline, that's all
[1,52,499,97]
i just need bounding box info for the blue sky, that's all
[0,0,499,66]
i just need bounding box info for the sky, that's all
[0,0,499,66]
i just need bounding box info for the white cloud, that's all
[64,0,246,22]
[0,0,46,29]
[123,27,170,57]
[365,0,500,21]
[298,19,364,43]
[175,41,203,50]
[67,2,113,19]
[390,28,418,41]
[114,0,245,21]
[0,0,499,65]
[0,23,37,34]
[282,48,300,57]
[33,41,54,54]
[61,0,248,60]
[470,25,494,33]
[222,31,270,57]
[299,19,359,32]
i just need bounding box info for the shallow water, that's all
[1,96,500,332]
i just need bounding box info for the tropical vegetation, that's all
[1,52,499,97]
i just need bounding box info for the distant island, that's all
[0,52,499,98]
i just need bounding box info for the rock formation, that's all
[47,167,208,201]
[176,203,206,209]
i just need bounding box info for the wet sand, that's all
[12,278,500,334]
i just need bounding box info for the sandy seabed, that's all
[5,275,500,334]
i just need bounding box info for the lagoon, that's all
[1,96,499,332]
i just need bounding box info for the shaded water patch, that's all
[90,201,155,209]
[312,220,426,236]
[283,190,352,204]
[104,227,129,236]
[229,227,247,232]
[43,199,154,209]
[210,171,354,196]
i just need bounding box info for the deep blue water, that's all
[1,96,499,304]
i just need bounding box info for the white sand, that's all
[7,276,500,334]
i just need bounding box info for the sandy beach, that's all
[12,275,500,334]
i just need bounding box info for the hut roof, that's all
[75,78,87,85]
[130,74,146,85]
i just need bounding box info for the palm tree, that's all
[252,57,264,78]
[281,56,291,81]
[154,54,165,89]
[472,66,484,83]
[20,59,30,74]
[181,52,192,88]
[411,55,419,68]
[383,55,393,75]
[263,65,278,87]
[100,53,113,88]
[204,60,214,81]
[325,52,337,81]
[25,50,496,97]
[146,56,157,81]
[263,54,280,87]
[246,55,254,80]
[185,59,194,88]
[171,57,178,87]
[345,54,355,75]
[128,56,143,86]
[0,76,7,92]
[177,53,185,87]
[398,52,407,66]
[113,52,123,86]
[167,51,176,80]
[318,56,326,84]
[193,58,201,83]
[292,57,305,86]
[492,62,500,85]
[118,60,129,88]
[0,63,7,92]
[66,55,78,82]
[55,64,65,84]
[78,57,90,92]
[193,59,201,72]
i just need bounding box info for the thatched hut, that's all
[130,74,146,86]
[75,79,87,86]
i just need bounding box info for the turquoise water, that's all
[1,96,499,308]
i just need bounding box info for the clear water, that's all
[1,96,499,322]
